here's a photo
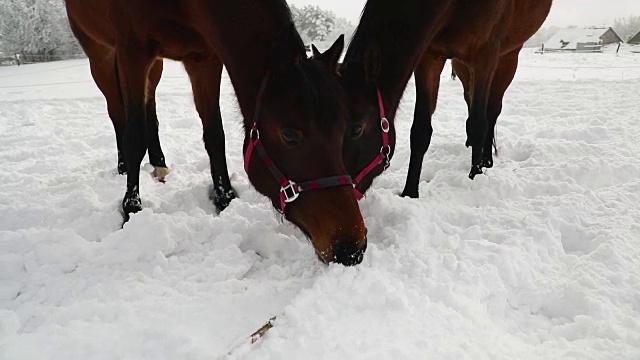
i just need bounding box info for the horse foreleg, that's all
[145,59,171,181]
[466,47,499,180]
[481,46,521,169]
[401,54,445,198]
[116,43,156,221]
[184,56,236,212]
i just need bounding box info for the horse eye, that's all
[351,125,363,137]
[281,129,302,146]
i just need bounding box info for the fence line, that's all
[12,54,86,58]
[2,62,640,90]
[517,64,640,69]
[0,80,92,89]
[0,63,87,79]
[0,75,189,90]
[0,54,87,67]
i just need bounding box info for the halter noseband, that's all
[352,89,391,199]
[244,72,355,216]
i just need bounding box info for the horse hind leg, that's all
[145,59,171,181]
[69,20,127,174]
[183,55,236,212]
[465,46,499,180]
[481,46,521,169]
[452,59,476,149]
[401,54,446,198]
[101,54,128,175]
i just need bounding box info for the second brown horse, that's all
[65,0,367,265]
[341,0,552,198]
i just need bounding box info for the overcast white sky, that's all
[287,0,640,28]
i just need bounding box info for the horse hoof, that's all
[469,165,483,180]
[400,189,419,199]
[153,166,171,182]
[122,194,142,222]
[213,188,237,213]
[481,158,494,169]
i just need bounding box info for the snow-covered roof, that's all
[629,30,640,44]
[545,28,614,50]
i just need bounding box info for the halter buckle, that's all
[381,118,390,133]
[281,181,300,203]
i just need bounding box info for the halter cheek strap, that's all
[352,89,391,200]
[244,73,354,217]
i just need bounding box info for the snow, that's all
[1,49,640,359]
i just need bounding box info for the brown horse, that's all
[340,0,552,198]
[65,0,367,265]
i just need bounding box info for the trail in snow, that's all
[1,48,640,359]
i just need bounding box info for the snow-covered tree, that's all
[291,5,335,44]
[613,15,640,42]
[0,0,78,60]
[318,16,356,50]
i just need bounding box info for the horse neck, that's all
[205,2,295,126]
[344,0,452,120]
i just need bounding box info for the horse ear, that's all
[311,44,321,57]
[314,35,344,74]
[270,23,306,70]
[363,42,381,83]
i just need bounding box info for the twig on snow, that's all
[226,316,277,357]
[249,316,277,344]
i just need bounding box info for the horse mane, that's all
[343,0,380,68]
[268,0,306,56]
[268,0,295,22]
[264,0,330,126]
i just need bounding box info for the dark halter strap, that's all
[244,72,354,216]
[352,89,391,199]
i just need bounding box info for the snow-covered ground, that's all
[1,48,640,359]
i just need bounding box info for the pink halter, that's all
[352,89,391,199]
[244,73,355,216]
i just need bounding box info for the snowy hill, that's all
[1,50,640,359]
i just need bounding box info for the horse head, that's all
[244,30,367,266]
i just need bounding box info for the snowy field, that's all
[1,48,640,359]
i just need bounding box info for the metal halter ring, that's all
[381,118,390,133]
[280,181,300,203]
[381,145,391,156]
[250,126,260,141]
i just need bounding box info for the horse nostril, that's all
[333,237,367,266]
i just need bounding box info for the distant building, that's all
[544,27,623,53]
[628,30,640,44]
